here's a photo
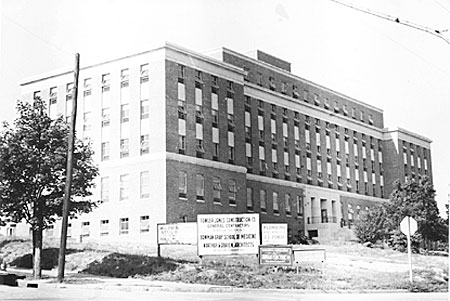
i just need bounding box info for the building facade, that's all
[3,43,432,244]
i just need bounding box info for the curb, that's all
[15,277,410,294]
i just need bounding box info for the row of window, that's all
[46,216,151,237]
[178,171,238,204]
[246,187,303,217]
[100,171,150,202]
[246,69,376,125]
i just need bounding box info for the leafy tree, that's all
[0,99,99,278]
[354,204,389,244]
[386,177,443,245]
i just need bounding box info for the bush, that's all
[10,248,61,270]
[81,253,186,278]
[354,205,389,244]
[388,230,421,253]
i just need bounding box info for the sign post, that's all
[400,216,418,283]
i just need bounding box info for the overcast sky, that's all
[1,0,449,215]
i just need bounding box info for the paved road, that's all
[0,286,447,301]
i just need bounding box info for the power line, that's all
[1,13,72,58]
[432,0,450,17]
[327,0,450,46]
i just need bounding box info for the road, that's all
[0,286,447,301]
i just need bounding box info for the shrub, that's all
[10,248,60,270]
[354,204,389,244]
[81,253,183,278]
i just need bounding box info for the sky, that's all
[1,0,449,215]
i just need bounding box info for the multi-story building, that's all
[3,43,432,244]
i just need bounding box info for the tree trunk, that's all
[32,225,43,279]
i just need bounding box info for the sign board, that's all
[157,223,197,245]
[259,245,293,266]
[262,223,288,245]
[197,213,259,256]
[293,249,326,263]
[400,216,418,236]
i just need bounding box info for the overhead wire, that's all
[327,0,450,46]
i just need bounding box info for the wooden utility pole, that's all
[57,53,80,283]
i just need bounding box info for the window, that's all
[140,64,149,83]
[140,134,149,155]
[284,152,290,172]
[141,100,149,119]
[296,196,303,215]
[49,87,57,104]
[120,174,129,201]
[83,112,92,132]
[303,89,308,102]
[227,97,234,124]
[120,138,129,158]
[306,157,312,176]
[247,188,254,210]
[140,216,150,233]
[281,81,287,94]
[100,220,109,236]
[46,225,54,237]
[195,69,203,82]
[260,190,267,212]
[175,166,186,192]
[121,104,129,123]
[258,115,264,139]
[212,75,219,86]
[178,64,185,82]
[84,78,92,94]
[101,142,110,161]
[213,177,222,202]
[140,171,150,198]
[229,180,237,204]
[292,85,299,99]
[179,119,186,153]
[101,177,109,202]
[119,218,129,235]
[81,222,90,237]
[121,68,129,87]
[179,135,186,154]
[285,194,291,214]
[196,174,205,200]
[245,111,251,137]
[324,98,330,109]
[227,80,234,91]
[212,89,219,126]
[257,72,263,86]
[102,108,110,127]
[313,93,320,105]
[102,74,110,91]
[273,192,279,213]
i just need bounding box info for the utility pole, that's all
[57,53,80,283]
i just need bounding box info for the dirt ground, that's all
[1,237,448,291]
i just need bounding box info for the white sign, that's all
[293,249,326,263]
[400,216,418,236]
[157,223,197,245]
[197,213,260,256]
[262,223,288,245]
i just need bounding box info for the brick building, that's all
[2,43,432,244]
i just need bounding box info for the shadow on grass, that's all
[81,253,193,278]
[10,248,81,270]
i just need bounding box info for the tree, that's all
[0,99,99,278]
[386,177,442,245]
[354,203,389,244]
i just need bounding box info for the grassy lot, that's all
[0,236,447,292]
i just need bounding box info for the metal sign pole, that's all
[407,217,413,283]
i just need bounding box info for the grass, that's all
[1,236,448,292]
